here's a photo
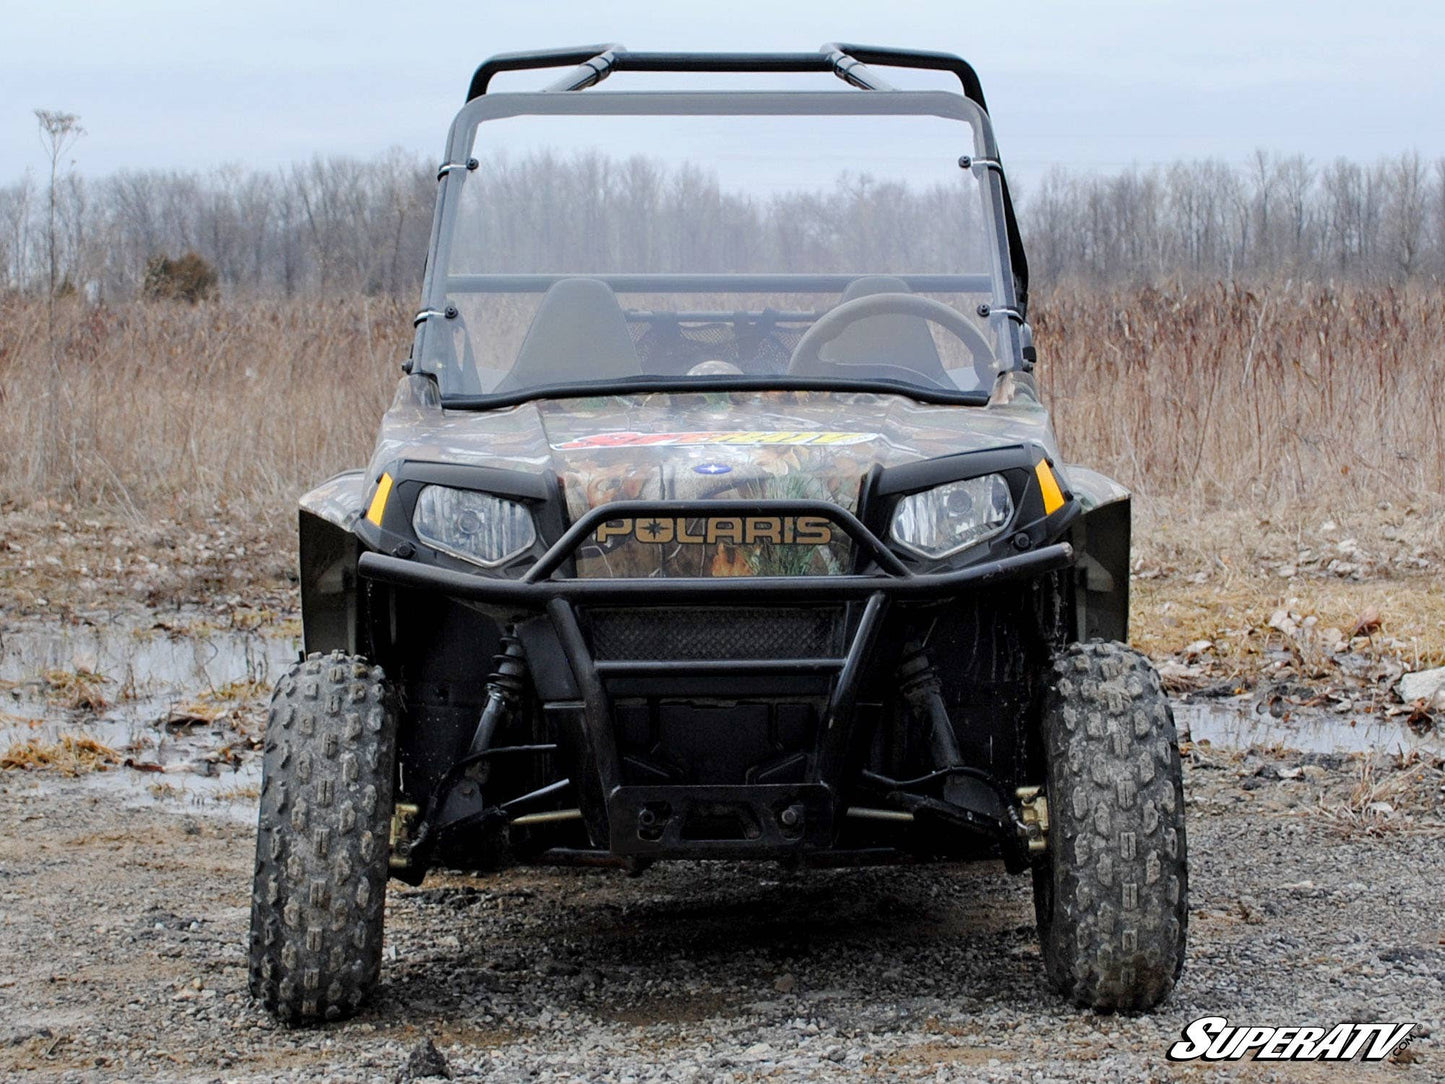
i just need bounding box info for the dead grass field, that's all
[1,285,1442,667]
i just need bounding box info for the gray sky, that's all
[3,0,1443,195]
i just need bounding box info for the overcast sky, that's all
[3,0,1443,196]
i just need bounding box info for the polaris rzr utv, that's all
[249,44,1187,1023]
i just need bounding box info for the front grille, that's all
[587,607,844,661]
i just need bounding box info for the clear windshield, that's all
[419,102,1012,400]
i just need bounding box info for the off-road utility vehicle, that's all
[249,44,1187,1023]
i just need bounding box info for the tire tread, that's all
[1035,640,1188,1012]
[247,651,396,1024]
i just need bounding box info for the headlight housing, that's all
[890,474,1013,559]
[411,485,536,568]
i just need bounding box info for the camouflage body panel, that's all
[299,470,368,530]
[364,386,1068,577]
[1055,465,1130,513]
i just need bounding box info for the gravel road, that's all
[1,739,1441,1082]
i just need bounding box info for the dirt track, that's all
[1,740,1441,1082]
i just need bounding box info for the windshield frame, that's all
[415,89,1023,407]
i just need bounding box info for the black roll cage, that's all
[460,43,1028,307]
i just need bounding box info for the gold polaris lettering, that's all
[744,517,783,544]
[596,519,634,543]
[591,516,835,545]
[793,516,833,545]
[705,518,745,545]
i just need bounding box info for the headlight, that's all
[890,474,1013,559]
[411,486,536,568]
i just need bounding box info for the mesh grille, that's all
[588,607,843,661]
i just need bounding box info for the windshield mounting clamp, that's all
[958,154,1003,175]
[977,303,1024,326]
[437,157,479,181]
[413,305,459,327]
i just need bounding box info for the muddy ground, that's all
[1,742,1442,1083]
[1,508,1443,1081]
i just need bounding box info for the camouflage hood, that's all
[369,388,1058,577]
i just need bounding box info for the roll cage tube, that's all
[412,52,1028,392]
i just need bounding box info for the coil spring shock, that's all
[896,639,964,771]
[896,640,942,702]
[466,631,528,762]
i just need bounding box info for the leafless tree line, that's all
[0,149,435,300]
[1023,151,1445,284]
[451,151,992,275]
[3,143,1444,299]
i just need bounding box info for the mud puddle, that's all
[0,615,299,819]
[1175,696,1444,757]
[4,611,1438,831]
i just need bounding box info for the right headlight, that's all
[411,485,536,568]
[890,474,1013,559]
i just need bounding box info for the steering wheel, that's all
[788,292,997,390]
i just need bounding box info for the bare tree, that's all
[34,109,84,303]
[1384,151,1427,279]
[0,175,35,290]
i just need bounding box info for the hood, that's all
[370,388,1055,577]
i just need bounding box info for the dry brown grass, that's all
[1130,500,1445,677]
[1,287,1442,665]
[0,735,121,775]
[1036,281,1445,503]
[1316,753,1445,836]
[41,668,111,711]
[0,293,404,531]
[3,285,1441,513]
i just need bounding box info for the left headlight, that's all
[411,485,536,568]
[890,474,1013,559]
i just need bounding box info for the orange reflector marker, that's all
[366,472,394,527]
[1035,460,1065,515]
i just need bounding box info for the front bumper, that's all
[357,495,1074,607]
[360,495,1074,862]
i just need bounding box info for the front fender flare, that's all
[1059,466,1130,643]
[299,470,367,655]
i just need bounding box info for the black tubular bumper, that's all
[359,541,1071,606]
[356,495,1074,609]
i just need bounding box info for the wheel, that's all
[1032,641,1188,1011]
[248,651,398,1024]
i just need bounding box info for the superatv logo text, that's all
[595,516,834,546]
[1167,1016,1415,1062]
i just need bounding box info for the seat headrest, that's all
[816,275,946,382]
[496,278,641,393]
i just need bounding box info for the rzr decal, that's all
[595,516,835,547]
[555,430,878,449]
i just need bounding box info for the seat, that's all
[813,275,948,384]
[494,278,642,393]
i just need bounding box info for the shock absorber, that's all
[897,639,963,771]
[896,639,1006,821]
[465,631,528,763]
